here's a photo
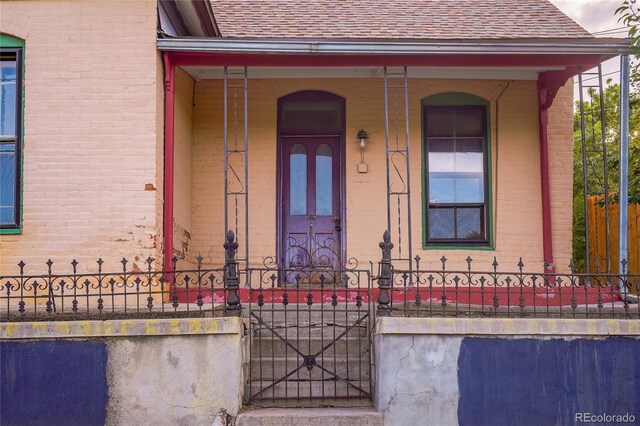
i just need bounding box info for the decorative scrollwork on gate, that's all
[282,233,342,269]
[261,231,359,284]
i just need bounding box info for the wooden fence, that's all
[588,196,640,284]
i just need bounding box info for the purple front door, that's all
[281,135,342,272]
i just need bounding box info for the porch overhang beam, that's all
[171,54,616,71]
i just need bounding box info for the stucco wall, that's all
[375,317,640,426]
[0,317,246,425]
[0,0,162,275]
[191,77,574,272]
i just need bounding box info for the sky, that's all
[550,0,625,35]
[549,0,629,89]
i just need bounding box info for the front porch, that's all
[158,40,634,286]
[167,60,574,275]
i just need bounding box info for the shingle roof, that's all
[211,0,592,40]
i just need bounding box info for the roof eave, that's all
[157,37,636,56]
[158,0,220,37]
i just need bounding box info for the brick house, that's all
[0,0,633,277]
[1,2,639,425]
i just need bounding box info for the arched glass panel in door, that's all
[315,144,333,216]
[289,144,307,215]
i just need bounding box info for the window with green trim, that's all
[0,45,22,228]
[424,105,489,245]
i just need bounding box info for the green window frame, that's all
[422,93,493,249]
[0,34,24,233]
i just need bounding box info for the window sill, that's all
[0,228,22,235]
[423,244,494,251]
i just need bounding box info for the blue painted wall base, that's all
[1,341,108,426]
[458,338,640,426]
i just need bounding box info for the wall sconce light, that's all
[357,129,369,173]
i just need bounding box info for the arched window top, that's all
[423,92,489,107]
[0,33,25,48]
[279,90,344,104]
[279,91,344,133]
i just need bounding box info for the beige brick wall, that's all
[547,82,575,272]
[0,0,161,275]
[190,77,574,273]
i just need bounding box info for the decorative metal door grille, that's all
[246,267,373,405]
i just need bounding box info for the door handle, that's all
[334,216,341,232]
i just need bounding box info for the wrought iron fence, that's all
[3,229,638,322]
[0,256,229,322]
[376,234,640,319]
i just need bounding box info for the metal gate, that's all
[246,267,373,405]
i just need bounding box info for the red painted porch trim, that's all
[163,53,176,272]
[174,287,620,307]
[537,101,554,270]
[166,51,607,69]
[536,67,585,272]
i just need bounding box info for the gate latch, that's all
[334,216,341,232]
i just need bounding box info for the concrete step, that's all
[252,322,369,339]
[250,356,371,381]
[246,379,371,401]
[236,408,383,426]
[248,308,370,324]
[251,336,370,357]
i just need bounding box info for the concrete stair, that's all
[253,335,368,357]
[251,321,368,339]
[247,379,371,400]
[235,407,383,426]
[250,355,370,381]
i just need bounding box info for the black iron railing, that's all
[2,230,638,322]
[0,231,252,322]
[0,255,231,322]
[376,232,640,319]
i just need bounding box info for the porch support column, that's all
[163,52,176,270]
[536,69,575,272]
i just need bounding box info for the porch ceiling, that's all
[181,65,564,81]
